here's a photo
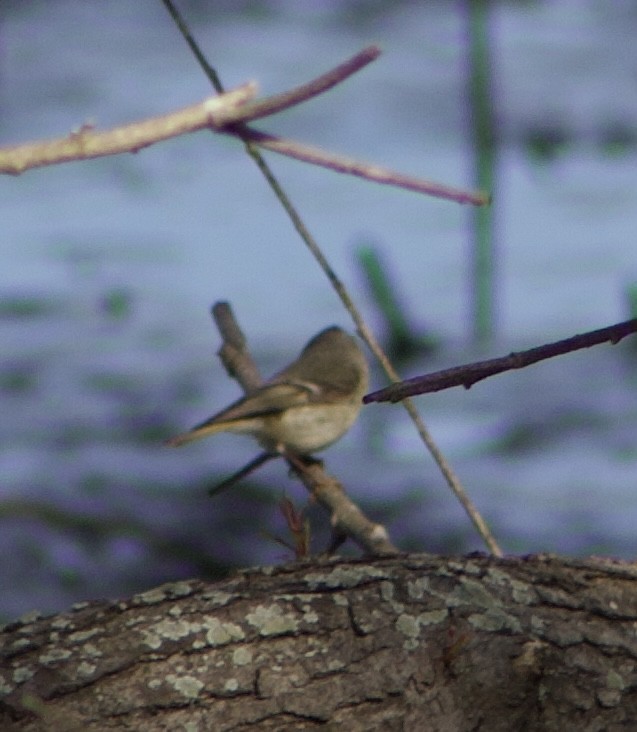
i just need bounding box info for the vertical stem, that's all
[467,0,496,344]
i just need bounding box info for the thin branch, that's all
[161,3,501,556]
[236,128,489,206]
[364,318,637,404]
[223,130,499,556]
[212,45,382,125]
[0,85,257,175]
[210,303,399,557]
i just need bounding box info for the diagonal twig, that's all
[0,85,257,175]
[365,318,637,403]
[235,127,488,205]
[211,45,381,125]
[162,1,501,556]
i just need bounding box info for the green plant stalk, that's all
[358,246,411,337]
[467,0,496,343]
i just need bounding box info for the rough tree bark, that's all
[2,553,637,731]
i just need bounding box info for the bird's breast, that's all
[260,402,360,454]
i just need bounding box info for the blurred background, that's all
[1,0,637,621]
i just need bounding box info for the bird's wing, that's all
[165,381,317,447]
[206,381,315,425]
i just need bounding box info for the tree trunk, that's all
[2,553,636,731]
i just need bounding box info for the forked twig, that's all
[0,45,487,206]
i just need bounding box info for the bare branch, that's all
[364,318,637,404]
[236,128,489,206]
[212,45,382,125]
[0,84,257,175]
[0,46,487,206]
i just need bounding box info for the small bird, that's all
[166,327,369,455]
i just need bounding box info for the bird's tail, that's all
[164,420,227,447]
